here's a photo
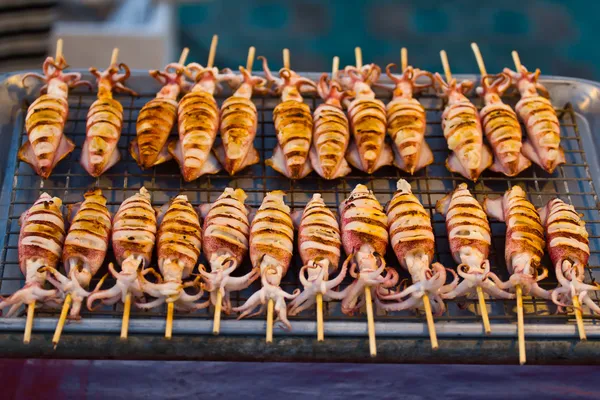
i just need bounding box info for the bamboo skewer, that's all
[165,301,174,339]
[56,38,63,61]
[316,293,324,341]
[470,42,487,76]
[266,298,274,343]
[207,35,218,68]
[52,294,72,349]
[332,56,339,78]
[512,50,522,72]
[439,50,452,82]
[121,292,131,340]
[401,47,408,71]
[516,284,526,365]
[110,48,119,67]
[422,294,439,350]
[246,46,256,72]
[364,287,377,357]
[355,47,363,69]
[573,296,587,341]
[283,48,290,69]
[213,291,223,335]
[23,302,35,344]
[178,47,190,65]
[476,286,492,335]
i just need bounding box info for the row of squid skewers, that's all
[20,38,564,182]
[1,180,596,365]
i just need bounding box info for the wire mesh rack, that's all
[0,78,599,334]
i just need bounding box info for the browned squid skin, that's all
[0,194,65,317]
[45,189,112,318]
[131,62,191,169]
[384,64,434,174]
[538,199,600,314]
[310,74,352,179]
[215,67,266,175]
[434,73,492,181]
[436,184,513,300]
[476,73,531,177]
[504,66,564,174]
[82,62,137,177]
[483,186,549,299]
[169,64,224,181]
[19,56,92,179]
[343,64,393,173]
[260,57,316,179]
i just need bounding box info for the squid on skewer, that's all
[384,64,434,174]
[261,55,317,179]
[199,188,258,312]
[45,189,112,318]
[0,193,65,316]
[483,186,550,298]
[137,195,204,311]
[131,55,191,169]
[288,194,348,315]
[82,51,137,177]
[435,184,513,300]
[232,191,299,330]
[377,180,454,316]
[20,53,92,178]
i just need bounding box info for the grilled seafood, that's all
[288,194,348,315]
[343,64,393,173]
[310,74,352,179]
[137,195,204,311]
[0,194,65,316]
[199,188,258,313]
[45,189,112,318]
[232,191,299,330]
[130,61,190,169]
[436,183,513,300]
[483,186,549,298]
[19,55,92,178]
[82,59,137,177]
[87,187,157,310]
[434,73,492,181]
[538,199,600,313]
[504,65,564,173]
[377,180,454,316]
[261,56,316,179]
[384,64,434,174]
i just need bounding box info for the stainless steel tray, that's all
[0,70,599,364]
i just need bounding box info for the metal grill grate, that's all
[1,85,599,330]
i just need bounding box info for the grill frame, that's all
[1,70,600,362]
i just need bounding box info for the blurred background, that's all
[1,0,599,80]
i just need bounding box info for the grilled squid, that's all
[436,184,513,300]
[169,64,224,181]
[504,66,564,173]
[261,57,316,179]
[377,180,454,316]
[232,191,299,330]
[87,187,157,310]
[538,199,600,313]
[215,67,266,175]
[198,188,258,313]
[310,74,352,179]
[137,195,204,311]
[483,186,549,298]
[0,194,65,316]
[19,55,92,178]
[288,194,348,315]
[130,61,190,169]
[476,73,531,176]
[343,64,393,173]
[434,74,492,181]
[336,184,397,315]
[45,189,112,318]
[384,64,434,174]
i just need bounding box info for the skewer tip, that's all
[332,56,339,77]
[266,298,274,343]
[283,48,290,69]
[512,50,522,71]
[207,34,219,68]
[401,47,408,71]
[355,47,363,68]
[110,48,119,66]
[55,38,63,60]
[316,293,324,342]
[422,293,439,350]
[178,47,190,65]
[213,291,223,335]
[246,46,256,71]
[364,287,376,357]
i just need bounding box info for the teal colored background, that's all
[178,0,599,80]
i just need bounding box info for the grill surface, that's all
[0,75,599,335]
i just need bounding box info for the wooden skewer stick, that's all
[316,293,324,342]
[512,50,522,71]
[110,48,119,67]
[246,46,256,72]
[355,47,363,69]
[401,47,408,71]
[476,286,492,335]
[422,293,439,350]
[516,284,526,365]
[178,47,190,65]
[470,42,487,76]
[120,292,131,340]
[55,38,63,60]
[23,302,35,344]
[207,34,218,68]
[364,286,376,357]
[165,302,174,339]
[332,56,339,78]
[213,291,223,335]
[283,48,290,69]
[266,298,274,343]
[52,293,72,349]
[439,50,452,82]
[572,296,587,341]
